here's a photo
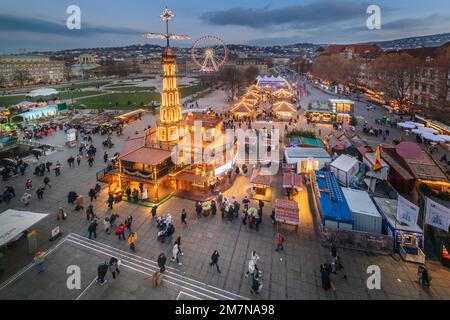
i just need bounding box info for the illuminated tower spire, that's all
[143,7,190,142]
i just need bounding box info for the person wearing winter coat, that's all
[97,262,109,285]
[157,253,167,273]
[209,250,221,273]
[171,243,182,266]
[103,217,111,234]
[109,257,120,279]
[125,215,133,233]
[115,223,126,241]
[127,232,137,252]
[88,220,98,239]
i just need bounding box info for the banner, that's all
[425,197,450,232]
[397,195,419,226]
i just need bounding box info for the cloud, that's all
[0,13,146,38]
[201,0,376,30]
[244,14,450,46]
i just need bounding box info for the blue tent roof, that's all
[315,171,353,225]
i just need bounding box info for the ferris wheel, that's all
[191,35,228,73]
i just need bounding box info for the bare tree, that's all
[13,69,30,87]
[370,52,419,110]
[243,66,259,85]
[218,66,244,100]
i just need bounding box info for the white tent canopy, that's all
[437,135,450,142]
[404,121,425,127]
[0,209,48,247]
[422,133,446,142]
[27,88,59,98]
[397,122,417,129]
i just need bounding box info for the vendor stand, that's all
[250,168,271,196]
[373,197,425,264]
[275,199,299,232]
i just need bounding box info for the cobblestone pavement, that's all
[1,104,450,300]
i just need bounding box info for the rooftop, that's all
[315,171,353,224]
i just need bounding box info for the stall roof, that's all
[341,188,381,218]
[372,197,423,234]
[120,147,172,166]
[283,172,303,188]
[0,209,48,247]
[275,199,299,225]
[250,168,272,186]
[298,136,325,148]
[315,171,353,224]
[381,145,449,183]
[285,147,331,159]
[329,99,355,105]
[331,154,359,173]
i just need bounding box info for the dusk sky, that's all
[1,0,450,53]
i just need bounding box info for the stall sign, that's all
[397,195,419,226]
[425,197,450,232]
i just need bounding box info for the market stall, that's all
[275,199,299,232]
[250,168,272,196]
[373,197,425,264]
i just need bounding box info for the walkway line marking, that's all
[75,276,97,300]
[177,291,202,300]
[0,235,69,291]
[67,233,249,300]
[65,238,235,300]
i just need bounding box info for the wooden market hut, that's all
[273,101,297,119]
[272,88,294,101]
[230,101,254,119]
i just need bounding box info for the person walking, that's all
[157,253,167,273]
[76,154,81,166]
[125,215,133,233]
[88,188,97,202]
[181,209,187,226]
[34,251,46,274]
[151,205,158,221]
[36,186,44,200]
[103,216,111,234]
[174,236,184,256]
[104,152,108,164]
[220,201,226,219]
[109,257,120,279]
[209,250,221,273]
[127,232,137,252]
[57,207,67,221]
[107,193,114,210]
[43,176,51,189]
[96,261,109,285]
[88,220,98,239]
[171,242,182,266]
[86,204,95,221]
[242,196,250,210]
[115,223,126,241]
[195,201,202,218]
[250,273,263,295]
[275,233,285,252]
[211,200,217,216]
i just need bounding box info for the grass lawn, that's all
[73,84,207,109]
[74,92,161,109]
[0,95,26,107]
[59,91,104,99]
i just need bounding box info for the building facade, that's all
[0,55,65,87]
